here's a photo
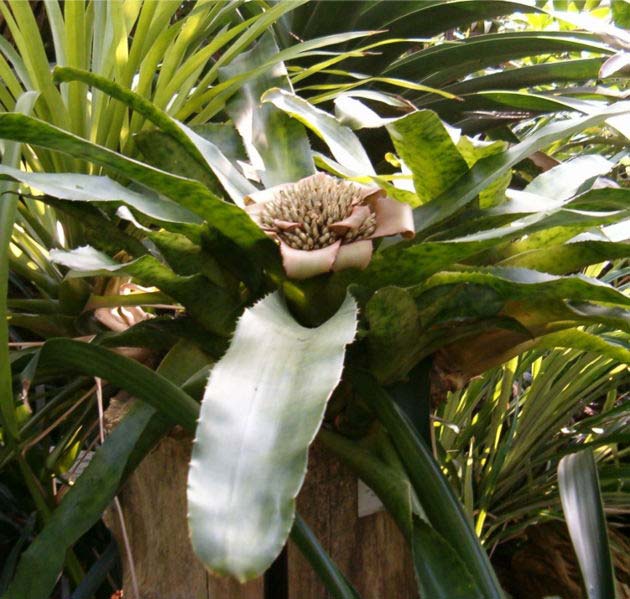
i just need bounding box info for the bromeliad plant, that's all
[2,4,630,599]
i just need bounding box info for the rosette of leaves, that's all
[1,7,630,599]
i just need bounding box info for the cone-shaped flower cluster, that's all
[245,173,414,279]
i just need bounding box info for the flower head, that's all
[245,173,414,279]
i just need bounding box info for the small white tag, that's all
[357,479,384,518]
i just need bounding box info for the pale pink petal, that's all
[273,219,301,231]
[370,194,415,239]
[332,240,373,272]
[353,184,385,205]
[280,240,341,279]
[329,205,372,234]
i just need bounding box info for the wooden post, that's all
[288,442,416,598]
[105,431,264,599]
[106,436,415,598]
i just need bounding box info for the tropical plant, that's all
[434,285,629,595]
[1,1,629,598]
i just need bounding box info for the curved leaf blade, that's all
[351,371,503,598]
[0,164,202,224]
[4,340,204,599]
[0,112,270,254]
[219,33,315,187]
[411,101,630,232]
[262,87,374,176]
[411,518,485,599]
[558,449,617,599]
[188,292,357,581]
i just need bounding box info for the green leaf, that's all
[558,449,617,599]
[1,91,38,444]
[0,112,271,255]
[0,164,202,225]
[388,31,613,85]
[524,155,613,200]
[188,292,357,581]
[411,518,485,599]
[50,246,239,336]
[219,33,315,186]
[291,515,362,599]
[365,287,422,382]
[414,267,630,310]
[535,329,630,364]
[262,87,374,176]
[434,58,604,98]
[52,66,259,206]
[498,241,630,274]
[386,110,468,205]
[3,402,162,599]
[23,339,199,429]
[411,102,630,232]
[351,371,503,598]
[4,340,205,599]
[612,0,630,29]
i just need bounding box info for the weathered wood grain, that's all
[287,442,417,599]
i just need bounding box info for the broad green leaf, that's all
[134,130,227,194]
[535,329,630,364]
[50,246,239,336]
[0,113,271,254]
[612,0,630,28]
[524,155,613,200]
[434,58,604,98]
[188,292,357,581]
[219,33,315,186]
[386,110,468,205]
[356,205,627,291]
[44,198,147,257]
[412,102,630,232]
[558,449,617,599]
[427,91,599,123]
[414,268,630,310]
[388,31,613,85]
[262,87,374,176]
[4,341,205,599]
[411,518,485,599]
[0,164,202,225]
[365,287,422,382]
[564,302,630,334]
[498,241,630,274]
[351,371,503,598]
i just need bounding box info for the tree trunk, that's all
[105,428,416,598]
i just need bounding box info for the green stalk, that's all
[290,514,361,599]
[351,370,505,599]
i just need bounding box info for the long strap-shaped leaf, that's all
[188,291,357,582]
[3,339,202,599]
[351,370,504,599]
[0,91,38,443]
[558,449,618,599]
[0,112,268,253]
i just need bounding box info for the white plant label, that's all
[357,479,384,518]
